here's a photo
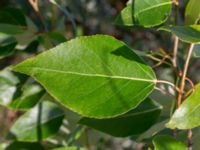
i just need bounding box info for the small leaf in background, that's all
[4,141,45,150]
[0,8,27,26]
[79,98,162,137]
[13,35,156,118]
[177,127,200,150]
[153,135,187,150]
[193,44,200,57]
[0,32,17,59]
[0,69,19,106]
[53,147,85,150]
[38,31,67,49]
[185,0,200,25]
[115,0,172,27]
[0,69,44,110]
[23,40,40,54]
[0,8,27,34]
[166,83,200,129]
[9,84,45,110]
[114,5,135,27]
[8,101,64,142]
[136,119,168,141]
[160,25,200,43]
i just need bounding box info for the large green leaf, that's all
[79,98,162,137]
[13,35,156,118]
[8,101,64,142]
[159,25,200,43]
[185,0,200,25]
[153,135,187,150]
[115,0,172,27]
[166,83,200,129]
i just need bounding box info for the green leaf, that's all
[160,25,200,43]
[79,98,162,137]
[4,142,45,150]
[0,69,19,106]
[136,119,168,141]
[193,44,200,57]
[0,32,17,59]
[0,8,27,35]
[115,0,172,27]
[115,5,135,27]
[53,147,85,150]
[0,24,25,35]
[9,84,45,110]
[185,0,200,25]
[0,69,44,110]
[8,101,64,142]
[166,83,200,129]
[13,35,156,118]
[0,8,27,26]
[153,135,187,150]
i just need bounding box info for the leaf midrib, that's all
[24,66,156,83]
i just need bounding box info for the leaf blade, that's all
[13,35,156,118]
[153,135,187,150]
[8,101,64,142]
[166,84,200,129]
[185,0,200,25]
[159,25,200,43]
[79,98,162,137]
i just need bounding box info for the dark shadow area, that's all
[111,45,146,65]
[36,102,42,141]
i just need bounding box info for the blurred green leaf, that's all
[13,35,156,118]
[153,135,187,150]
[185,0,200,25]
[53,147,85,150]
[115,0,172,27]
[160,25,200,43]
[136,119,168,141]
[115,5,135,27]
[0,24,25,35]
[79,98,162,137]
[0,32,17,59]
[0,69,19,106]
[0,69,44,110]
[166,83,200,129]
[8,101,64,142]
[5,141,45,150]
[38,31,67,49]
[0,8,27,35]
[193,44,200,57]
[9,84,45,110]
[0,8,27,26]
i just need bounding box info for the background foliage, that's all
[0,0,200,150]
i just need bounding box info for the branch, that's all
[177,44,194,107]
[156,80,181,93]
